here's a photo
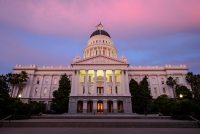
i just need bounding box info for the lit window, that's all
[88,76,91,82]
[109,76,112,82]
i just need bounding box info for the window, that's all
[35,88,38,96]
[115,86,118,94]
[176,77,179,83]
[45,78,49,84]
[44,87,47,96]
[83,86,85,94]
[163,88,166,94]
[54,78,57,84]
[115,76,118,82]
[161,78,164,84]
[152,78,156,84]
[154,88,157,96]
[109,76,112,82]
[88,76,91,82]
[36,78,40,84]
[108,86,112,94]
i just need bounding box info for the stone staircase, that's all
[0,114,199,128]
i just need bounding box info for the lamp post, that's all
[179,94,183,99]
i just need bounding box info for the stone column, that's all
[75,70,79,95]
[70,71,76,96]
[93,99,97,114]
[125,70,130,96]
[39,75,44,98]
[103,70,107,96]
[103,99,107,113]
[49,75,54,98]
[94,70,97,96]
[83,99,87,113]
[25,74,34,98]
[112,70,116,95]
[113,99,118,113]
[84,70,88,96]
[121,70,125,95]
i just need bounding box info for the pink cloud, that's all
[0,0,200,37]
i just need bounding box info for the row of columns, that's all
[84,47,116,59]
[71,69,130,96]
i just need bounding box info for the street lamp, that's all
[18,94,22,98]
[179,94,183,98]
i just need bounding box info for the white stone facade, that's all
[12,24,189,113]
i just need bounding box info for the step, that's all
[31,114,171,119]
[0,119,199,128]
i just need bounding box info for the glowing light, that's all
[179,94,183,98]
[18,94,22,98]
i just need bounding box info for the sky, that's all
[0,0,200,74]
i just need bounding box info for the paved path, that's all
[0,128,200,134]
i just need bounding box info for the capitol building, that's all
[12,23,189,114]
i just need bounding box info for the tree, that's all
[6,73,19,97]
[17,71,29,97]
[6,71,29,98]
[166,76,177,98]
[51,74,71,113]
[175,85,192,99]
[129,76,152,114]
[186,72,200,101]
[154,95,176,115]
[129,79,139,112]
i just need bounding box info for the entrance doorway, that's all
[87,101,93,113]
[77,101,83,113]
[117,101,124,113]
[97,101,103,113]
[107,101,113,113]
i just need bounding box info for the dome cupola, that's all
[83,23,118,59]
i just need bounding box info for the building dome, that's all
[83,23,118,59]
[90,30,111,38]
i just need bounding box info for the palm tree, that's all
[17,71,29,97]
[166,76,177,98]
[6,73,20,97]
[6,71,29,98]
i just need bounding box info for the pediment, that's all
[72,55,127,65]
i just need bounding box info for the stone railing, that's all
[128,64,187,71]
[14,64,72,70]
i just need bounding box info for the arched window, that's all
[54,78,57,84]
[44,87,48,96]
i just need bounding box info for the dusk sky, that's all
[0,0,200,74]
